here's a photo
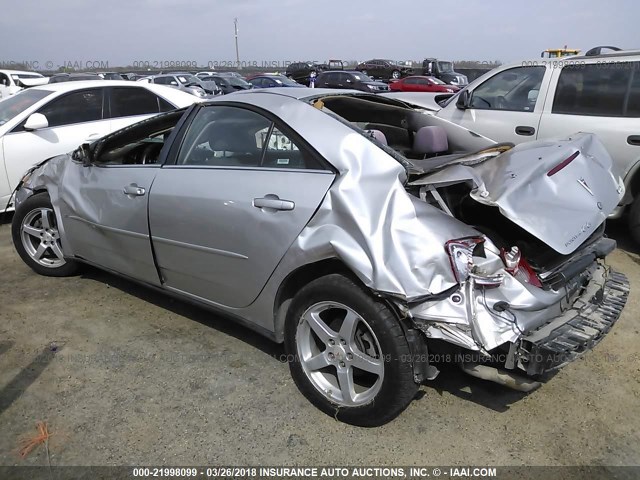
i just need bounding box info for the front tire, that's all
[11,192,80,277]
[284,274,419,426]
[391,70,401,79]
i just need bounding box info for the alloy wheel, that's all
[20,207,66,268]
[296,301,384,407]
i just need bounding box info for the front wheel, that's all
[391,70,401,79]
[285,274,419,426]
[11,192,80,277]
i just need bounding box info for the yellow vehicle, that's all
[541,47,581,58]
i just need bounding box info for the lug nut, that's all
[339,361,345,368]
[328,339,335,346]
[340,339,346,345]
[346,353,353,360]
[328,352,335,360]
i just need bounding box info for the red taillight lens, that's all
[547,150,580,177]
[501,246,542,287]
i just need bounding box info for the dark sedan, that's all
[315,71,389,93]
[247,75,304,89]
[355,59,413,80]
[203,75,252,94]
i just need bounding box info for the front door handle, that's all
[515,126,535,136]
[253,196,295,211]
[123,184,146,196]
[628,135,640,146]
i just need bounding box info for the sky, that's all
[1,0,638,70]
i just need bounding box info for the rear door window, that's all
[552,64,633,117]
[110,87,165,118]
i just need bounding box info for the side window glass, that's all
[37,89,103,127]
[177,106,271,167]
[177,106,324,170]
[260,126,323,169]
[470,66,545,112]
[110,87,161,117]
[553,64,632,117]
[625,66,640,117]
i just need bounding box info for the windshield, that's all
[437,61,454,72]
[0,89,52,126]
[353,73,374,82]
[429,77,447,85]
[228,77,250,87]
[177,75,200,85]
[272,76,300,86]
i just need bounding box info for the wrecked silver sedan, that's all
[11,88,629,426]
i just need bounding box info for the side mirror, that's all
[71,143,93,166]
[24,113,49,131]
[456,89,472,110]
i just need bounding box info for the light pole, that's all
[234,18,240,69]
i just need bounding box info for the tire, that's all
[391,70,401,79]
[628,195,640,245]
[284,274,419,426]
[11,192,80,277]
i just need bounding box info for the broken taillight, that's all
[547,150,580,177]
[501,247,542,288]
[446,237,504,287]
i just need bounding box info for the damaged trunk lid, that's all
[410,133,624,255]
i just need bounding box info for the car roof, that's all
[230,87,362,100]
[320,70,360,74]
[29,80,161,93]
[0,69,45,76]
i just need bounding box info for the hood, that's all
[410,133,624,255]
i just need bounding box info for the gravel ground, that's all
[0,214,638,471]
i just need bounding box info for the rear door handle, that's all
[123,184,146,196]
[515,126,535,136]
[253,196,295,211]
[628,135,640,146]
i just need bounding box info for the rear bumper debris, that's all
[514,268,629,376]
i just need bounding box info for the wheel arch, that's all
[273,258,367,342]
[624,159,640,204]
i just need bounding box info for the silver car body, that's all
[15,88,628,376]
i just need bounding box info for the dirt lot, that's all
[0,214,639,470]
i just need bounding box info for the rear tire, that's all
[11,192,80,277]
[284,274,419,426]
[628,195,640,245]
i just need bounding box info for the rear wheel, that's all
[11,192,80,277]
[628,195,640,244]
[285,274,419,426]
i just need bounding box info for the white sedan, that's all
[0,80,200,210]
[0,69,48,99]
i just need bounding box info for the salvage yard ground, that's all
[0,215,639,468]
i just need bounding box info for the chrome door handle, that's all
[253,196,295,211]
[123,184,146,196]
